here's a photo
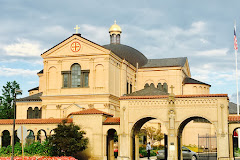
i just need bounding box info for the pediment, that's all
[41,34,110,58]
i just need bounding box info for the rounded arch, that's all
[37,129,47,143]
[48,66,57,89]
[34,107,40,119]
[177,114,216,133]
[50,129,55,135]
[177,116,216,160]
[106,128,118,160]
[95,64,104,88]
[177,116,212,137]
[26,129,35,145]
[2,130,11,147]
[232,127,240,157]
[27,107,33,119]
[131,116,167,160]
[144,79,154,86]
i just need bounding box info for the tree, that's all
[0,81,20,119]
[143,125,164,145]
[48,120,88,157]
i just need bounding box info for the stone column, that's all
[135,135,139,160]
[118,133,129,160]
[0,133,2,148]
[35,135,37,142]
[103,134,107,160]
[229,133,233,158]
[109,137,114,160]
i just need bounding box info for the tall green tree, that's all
[0,81,20,119]
[48,120,88,157]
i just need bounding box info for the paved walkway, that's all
[139,156,157,160]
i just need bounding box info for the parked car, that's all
[157,146,198,160]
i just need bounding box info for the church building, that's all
[0,21,238,160]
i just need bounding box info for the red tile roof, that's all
[103,117,120,125]
[229,115,240,122]
[0,118,72,125]
[120,94,228,100]
[69,108,113,117]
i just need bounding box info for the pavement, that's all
[139,156,157,160]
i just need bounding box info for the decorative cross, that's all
[74,25,80,34]
[114,20,117,24]
[170,85,174,94]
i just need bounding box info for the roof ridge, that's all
[69,108,113,117]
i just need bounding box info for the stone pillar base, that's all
[117,156,130,160]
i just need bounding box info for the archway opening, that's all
[131,117,168,160]
[233,128,240,157]
[2,130,11,147]
[178,116,217,160]
[106,129,118,160]
[26,130,35,145]
[37,129,47,143]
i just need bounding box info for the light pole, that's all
[11,89,22,160]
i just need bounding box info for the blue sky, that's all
[0,0,240,102]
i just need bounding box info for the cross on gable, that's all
[170,85,174,94]
[74,25,80,34]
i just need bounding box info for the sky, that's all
[0,0,240,102]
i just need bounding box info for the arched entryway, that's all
[37,129,47,143]
[131,117,167,160]
[177,116,217,160]
[106,129,118,160]
[232,128,240,158]
[2,130,11,147]
[26,129,35,145]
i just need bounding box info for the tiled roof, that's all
[69,108,113,117]
[0,118,72,125]
[103,117,120,125]
[141,57,187,68]
[120,94,228,100]
[17,92,42,102]
[229,102,239,114]
[125,83,168,96]
[183,77,211,86]
[229,115,240,122]
[102,44,148,67]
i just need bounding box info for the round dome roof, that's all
[102,44,148,67]
[109,21,122,33]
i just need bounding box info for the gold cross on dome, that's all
[114,20,117,24]
[74,25,80,34]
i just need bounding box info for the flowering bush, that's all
[0,156,77,160]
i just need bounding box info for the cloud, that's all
[195,48,228,57]
[81,24,109,45]
[3,39,45,57]
[0,67,39,77]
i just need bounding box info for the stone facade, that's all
[0,22,236,160]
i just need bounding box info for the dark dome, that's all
[102,44,148,67]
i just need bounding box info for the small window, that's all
[130,83,132,93]
[82,72,89,87]
[127,81,129,94]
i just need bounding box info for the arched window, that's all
[34,107,40,119]
[27,107,33,119]
[111,34,116,43]
[62,63,89,88]
[71,64,81,87]
[116,34,120,44]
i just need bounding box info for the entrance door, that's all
[178,136,181,160]
[164,134,168,159]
